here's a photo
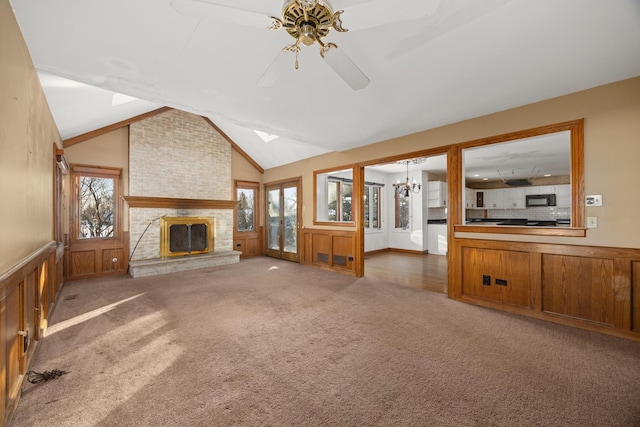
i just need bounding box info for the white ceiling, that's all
[9,0,640,172]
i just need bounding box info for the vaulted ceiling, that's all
[10,0,640,170]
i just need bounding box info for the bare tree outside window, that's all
[395,192,410,229]
[79,176,115,239]
[237,188,255,231]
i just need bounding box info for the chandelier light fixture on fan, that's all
[260,0,370,90]
[394,160,421,197]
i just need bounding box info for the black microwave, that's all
[526,193,556,207]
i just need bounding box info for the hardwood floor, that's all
[364,251,447,294]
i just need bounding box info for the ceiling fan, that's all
[259,0,370,90]
[170,0,371,90]
[169,0,457,90]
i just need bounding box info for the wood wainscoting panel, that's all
[71,250,95,277]
[0,242,59,425]
[301,228,356,275]
[633,261,640,332]
[67,232,129,281]
[452,238,640,341]
[461,247,531,308]
[102,248,126,272]
[332,235,353,270]
[541,254,615,326]
[312,234,331,265]
[233,226,263,258]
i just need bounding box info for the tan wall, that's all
[232,150,262,183]
[263,77,640,249]
[0,0,61,272]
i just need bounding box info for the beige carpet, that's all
[11,257,640,426]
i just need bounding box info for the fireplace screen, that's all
[160,217,214,257]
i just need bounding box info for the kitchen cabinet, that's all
[555,184,571,208]
[503,187,525,209]
[427,181,447,208]
[481,188,525,209]
[524,185,554,195]
[484,189,503,209]
[465,188,476,208]
[427,224,447,255]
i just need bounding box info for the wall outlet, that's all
[587,217,598,228]
[586,195,603,206]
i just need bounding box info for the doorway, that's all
[362,153,448,292]
[265,178,301,262]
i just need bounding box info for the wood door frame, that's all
[264,177,302,262]
[68,164,127,279]
[234,180,261,258]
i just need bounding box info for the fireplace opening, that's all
[161,217,214,257]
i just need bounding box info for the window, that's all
[364,185,382,229]
[327,178,352,221]
[332,179,352,222]
[71,165,121,241]
[236,183,258,232]
[314,167,355,224]
[395,191,410,229]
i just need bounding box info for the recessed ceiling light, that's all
[482,178,489,181]
[253,130,279,143]
[473,174,480,177]
[544,174,551,177]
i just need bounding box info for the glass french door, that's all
[265,180,300,262]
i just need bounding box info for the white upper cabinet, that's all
[480,188,525,209]
[465,187,475,208]
[427,181,447,208]
[555,184,571,208]
[503,187,526,209]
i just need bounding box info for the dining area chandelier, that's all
[393,160,422,197]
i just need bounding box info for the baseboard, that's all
[365,248,428,256]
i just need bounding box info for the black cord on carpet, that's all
[26,369,69,384]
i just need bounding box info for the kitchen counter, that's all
[464,218,570,227]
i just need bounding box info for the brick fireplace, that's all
[126,109,240,277]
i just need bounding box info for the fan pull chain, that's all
[295,50,299,70]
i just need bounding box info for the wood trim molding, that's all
[454,224,587,237]
[201,117,265,174]
[63,107,172,147]
[124,196,237,210]
[0,241,57,295]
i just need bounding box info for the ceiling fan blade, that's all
[170,0,271,27]
[321,45,370,91]
[257,50,297,88]
[339,0,442,31]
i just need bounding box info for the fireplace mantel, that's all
[124,196,237,210]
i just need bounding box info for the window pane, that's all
[79,176,115,239]
[237,188,255,231]
[283,186,297,253]
[395,192,409,229]
[327,181,338,221]
[364,185,370,228]
[268,189,281,250]
[372,187,380,229]
[341,183,352,222]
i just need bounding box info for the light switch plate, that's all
[586,195,602,206]
[587,217,598,228]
